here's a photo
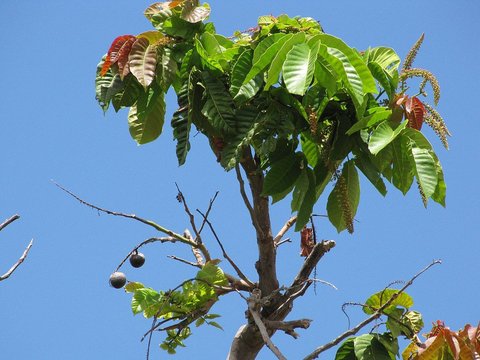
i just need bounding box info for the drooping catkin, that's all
[423,102,450,149]
[399,68,441,106]
[337,175,354,234]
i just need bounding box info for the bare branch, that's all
[185,229,204,266]
[197,191,219,235]
[0,239,33,281]
[53,181,212,260]
[303,259,442,360]
[0,214,20,232]
[275,238,292,247]
[197,209,255,288]
[264,318,312,339]
[175,184,202,244]
[248,289,287,360]
[167,255,201,268]
[274,216,297,246]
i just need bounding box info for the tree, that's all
[91,1,478,359]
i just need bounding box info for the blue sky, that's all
[1,1,479,359]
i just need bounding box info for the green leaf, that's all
[220,106,261,169]
[282,42,317,95]
[195,317,205,327]
[295,168,317,231]
[95,57,123,113]
[369,120,408,155]
[386,307,407,338]
[327,160,360,233]
[391,136,415,194]
[208,321,224,330]
[157,47,178,91]
[200,72,235,134]
[365,46,400,77]
[196,262,228,287]
[368,62,395,99]
[195,36,223,72]
[347,107,392,135]
[335,338,357,360]
[243,33,290,84]
[112,74,143,112]
[354,334,391,360]
[301,134,320,168]
[411,146,438,199]
[131,287,162,317]
[128,38,158,89]
[230,49,262,102]
[354,153,387,196]
[171,83,191,165]
[265,32,306,89]
[125,282,145,293]
[263,153,302,196]
[314,57,338,96]
[431,161,446,207]
[363,289,414,315]
[128,87,166,144]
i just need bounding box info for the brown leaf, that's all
[300,227,314,257]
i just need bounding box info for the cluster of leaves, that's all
[124,261,227,353]
[336,289,480,360]
[95,0,448,234]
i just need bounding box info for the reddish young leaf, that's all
[405,96,426,130]
[116,37,136,79]
[100,35,136,76]
[300,227,314,257]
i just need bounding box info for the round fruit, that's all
[129,252,145,268]
[109,271,126,289]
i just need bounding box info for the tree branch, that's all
[264,318,312,339]
[197,209,255,288]
[248,289,287,360]
[54,181,211,261]
[0,214,33,282]
[0,214,20,232]
[235,164,263,236]
[274,216,297,246]
[0,239,33,281]
[302,259,442,360]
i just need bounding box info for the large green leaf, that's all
[354,153,387,196]
[335,338,357,360]
[282,42,318,95]
[263,153,302,196]
[112,74,143,112]
[317,34,377,94]
[220,106,261,169]
[368,62,395,99]
[195,36,223,72]
[365,46,400,76]
[95,58,123,113]
[369,120,408,155]
[128,38,158,89]
[294,167,317,231]
[301,133,320,168]
[128,87,166,144]
[364,289,414,315]
[243,33,290,84]
[347,107,392,135]
[200,72,235,134]
[314,57,338,96]
[391,136,415,194]
[411,146,438,199]
[265,32,306,89]
[354,335,392,360]
[157,47,178,91]
[230,49,262,102]
[327,160,360,233]
[171,84,191,165]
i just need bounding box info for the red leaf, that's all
[300,227,314,257]
[100,35,136,76]
[405,96,426,130]
[116,37,136,79]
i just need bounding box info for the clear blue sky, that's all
[1,1,478,359]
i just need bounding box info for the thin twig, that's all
[175,183,202,244]
[53,181,212,260]
[115,237,177,272]
[303,259,442,360]
[274,216,297,245]
[167,255,201,268]
[197,192,219,235]
[0,239,33,281]
[248,289,287,360]
[0,214,20,232]
[185,229,204,265]
[197,209,255,288]
[276,238,292,247]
